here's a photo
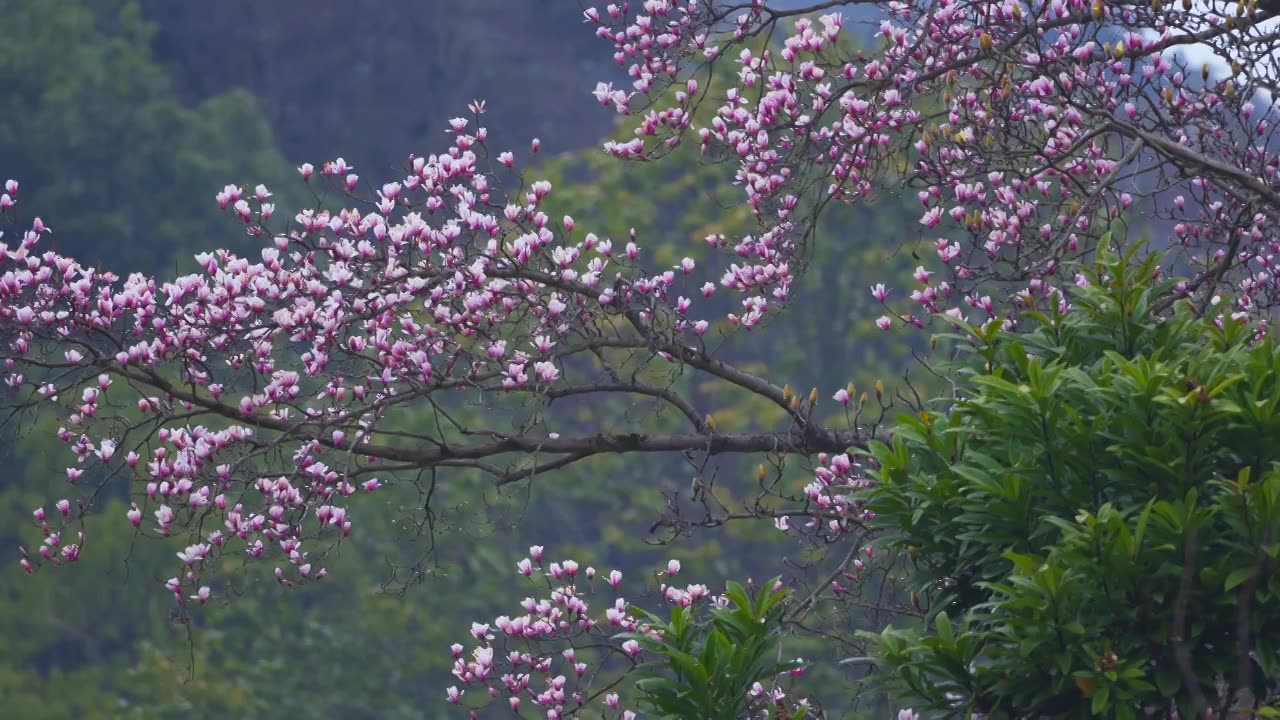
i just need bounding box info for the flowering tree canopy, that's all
[4,1,1280,708]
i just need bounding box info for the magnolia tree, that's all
[6,0,1280,716]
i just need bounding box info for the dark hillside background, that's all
[138,1,616,173]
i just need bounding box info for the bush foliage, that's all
[861,246,1280,718]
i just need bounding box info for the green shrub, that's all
[622,579,809,719]
[860,246,1280,718]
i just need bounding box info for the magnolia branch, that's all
[69,347,873,483]
[1107,119,1280,210]
[489,264,811,423]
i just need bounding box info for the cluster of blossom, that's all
[793,451,876,540]
[447,547,810,718]
[22,412,341,604]
[0,95,733,594]
[584,1,1280,329]
[19,501,85,573]
[1,58,843,599]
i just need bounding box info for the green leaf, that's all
[934,610,954,647]
[1225,567,1254,591]
[1091,685,1110,714]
